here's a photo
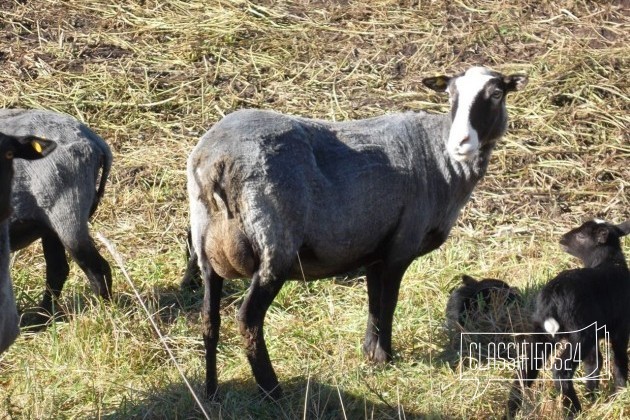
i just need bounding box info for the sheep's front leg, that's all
[181,253,201,291]
[238,272,285,399]
[363,263,406,364]
[36,234,70,324]
[202,267,224,399]
[181,228,202,291]
[363,263,383,359]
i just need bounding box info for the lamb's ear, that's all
[595,226,610,244]
[462,275,477,285]
[422,75,451,92]
[13,136,57,160]
[615,220,630,237]
[504,74,528,92]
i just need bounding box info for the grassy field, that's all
[0,0,628,418]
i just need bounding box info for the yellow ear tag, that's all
[32,140,43,153]
[435,77,446,88]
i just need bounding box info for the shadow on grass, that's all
[102,376,435,419]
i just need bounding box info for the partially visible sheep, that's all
[507,219,630,417]
[445,275,523,364]
[0,109,113,324]
[188,66,528,398]
[446,274,520,329]
[0,132,56,353]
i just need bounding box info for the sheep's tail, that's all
[543,317,560,337]
[90,134,113,217]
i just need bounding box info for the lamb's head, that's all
[0,133,57,220]
[423,66,527,162]
[559,219,630,267]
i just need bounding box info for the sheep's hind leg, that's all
[238,271,285,399]
[61,227,112,301]
[553,341,582,415]
[202,265,224,399]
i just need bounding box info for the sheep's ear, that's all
[13,136,57,160]
[615,220,630,237]
[462,275,477,285]
[504,74,528,92]
[595,226,610,244]
[422,75,451,92]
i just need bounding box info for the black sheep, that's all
[446,274,520,329]
[507,219,630,417]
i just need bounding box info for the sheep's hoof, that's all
[373,347,393,364]
[362,338,378,359]
[181,276,201,292]
[365,344,392,365]
[20,309,63,331]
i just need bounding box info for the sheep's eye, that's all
[4,151,13,159]
[576,232,587,240]
[491,90,504,100]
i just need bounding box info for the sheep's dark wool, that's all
[188,66,527,398]
[0,221,18,354]
[0,109,113,325]
[445,275,523,365]
[507,219,630,417]
[445,274,520,328]
[0,132,56,353]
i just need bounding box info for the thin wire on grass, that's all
[333,377,348,420]
[96,232,211,420]
[302,369,310,420]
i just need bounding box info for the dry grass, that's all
[0,0,629,418]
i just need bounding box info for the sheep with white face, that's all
[188,65,527,399]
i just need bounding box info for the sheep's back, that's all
[191,109,471,278]
[0,110,107,223]
[534,266,630,331]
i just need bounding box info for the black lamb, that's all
[446,274,520,329]
[507,219,630,417]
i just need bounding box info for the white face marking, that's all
[593,218,606,224]
[448,67,494,161]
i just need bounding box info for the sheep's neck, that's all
[583,248,628,270]
[447,137,497,182]
[440,116,499,182]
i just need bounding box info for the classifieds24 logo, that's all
[457,322,611,382]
